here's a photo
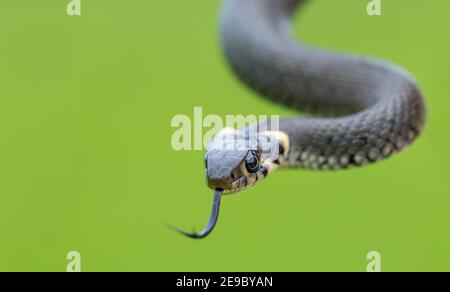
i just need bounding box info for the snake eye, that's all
[245,151,259,173]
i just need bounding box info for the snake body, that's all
[172,0,426,239]
[221,0,425,170]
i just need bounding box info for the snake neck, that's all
[222,0,426,170]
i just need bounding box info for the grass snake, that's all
[170,0,426,239]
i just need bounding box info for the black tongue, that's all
[168,189,223,239]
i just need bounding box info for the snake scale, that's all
[170,0,426,239]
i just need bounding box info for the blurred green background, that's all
[0,0,449,272]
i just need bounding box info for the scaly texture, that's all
[220,0,426,170]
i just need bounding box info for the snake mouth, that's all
[208,169,265,194]
[219,177,257,194]
[222,185,253,194]
[208,181,243,194]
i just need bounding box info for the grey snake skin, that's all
[170,0,427,239]
[221,0,426,170]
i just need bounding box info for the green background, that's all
[0,0,449,272]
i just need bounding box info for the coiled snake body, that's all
[171,0,426,239]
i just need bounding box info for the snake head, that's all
[205,128,289,194]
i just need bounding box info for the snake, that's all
[170,0,426,239]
